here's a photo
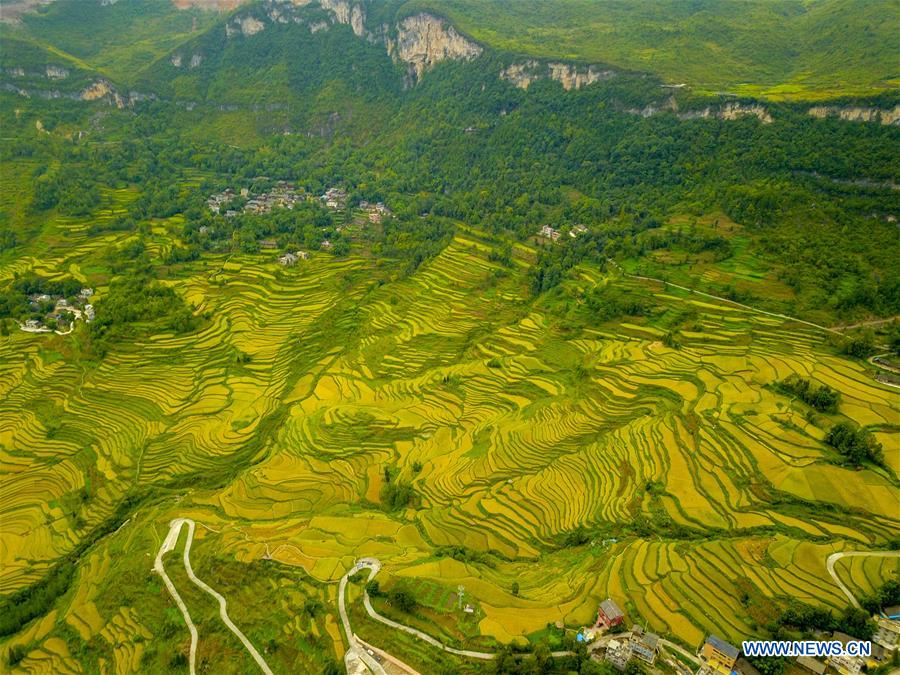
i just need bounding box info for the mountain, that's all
[416,0,900,100]
[7,0,898,101]
[0,3,898,675]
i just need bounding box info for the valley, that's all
[0,1,898,674]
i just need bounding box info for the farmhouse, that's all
[569,223,588,238]
[873,616,900,651]
[321,240,333,250]
[79,287,93,299]
[260,239,277,249]
[539,224,561,241]
[361,201,392,223]
[698,635,740,675]
[828,633,865,675]
[296,250,310,260]
[595,598,625,630]
[322,187,347,210]
[84,304,95,321]
[279,252,298,266]
[604,638,631,671]
[628,625,659,665]
[24,319,41,329]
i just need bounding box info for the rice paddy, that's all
[1,216,898,670]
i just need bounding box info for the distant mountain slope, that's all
[406,0,900,100]
[5,0,899,102]
[15,0,220,85]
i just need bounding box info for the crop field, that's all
[1,217,898,670]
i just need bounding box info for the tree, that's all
[826,422,883,467]
[388,589,417,613]
[838,607,876,640]
[511,581,520,597]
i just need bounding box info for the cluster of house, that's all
[321,187,347,210]
[583,598,900,675]
[798,612,900,675]
[277,250,310,266]
[537,223,588,242]
[24,288,94,331]
[207,182,305,217]
[358,200,392,224]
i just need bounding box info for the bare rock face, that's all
[501,60,614,90]
[317,0,366,36]
[808,105,900,125]
[240,16,265,35]
[190,53,203,68]
[675,103,772,124]
[719,103,772,123]
[500,61,541,89]
[547,62,612,90]
[81,81,113,101]
[393,13,482,80]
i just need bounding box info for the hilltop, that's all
[0,1,898,674]
[5,0,898,101]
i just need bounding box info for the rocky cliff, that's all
[391,13,482,81]
[202,0,481,82]
[808,105,900,125]
[500,60,614,91]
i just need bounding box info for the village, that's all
[206,183,393,259]
[206,181,306,217]
[19,287,94,335]
[576,597,900,675]
[206,183,392,224]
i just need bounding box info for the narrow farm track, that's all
[339,559,387,675]
[154,518,274,675]
[832,316,900,331]
[826,550,900,609]
[606,259,850,338]
[339,558,599,666]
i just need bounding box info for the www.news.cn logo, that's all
[742,640,872,658]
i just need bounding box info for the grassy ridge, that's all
[408,0,900,100]
[17,0,219,85]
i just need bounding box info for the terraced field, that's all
[1,219,898,670]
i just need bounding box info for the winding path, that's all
[338,559,387,675]
[606,259,850,338]
[826,550,900,609]
[153,518,273,675]
[338,557,645,671]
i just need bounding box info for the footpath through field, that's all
[338,558,638,672]
[153,518,273,675]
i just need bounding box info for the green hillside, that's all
[0,1,898,673]
[17,0,219,84]
[410,0,900,100]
